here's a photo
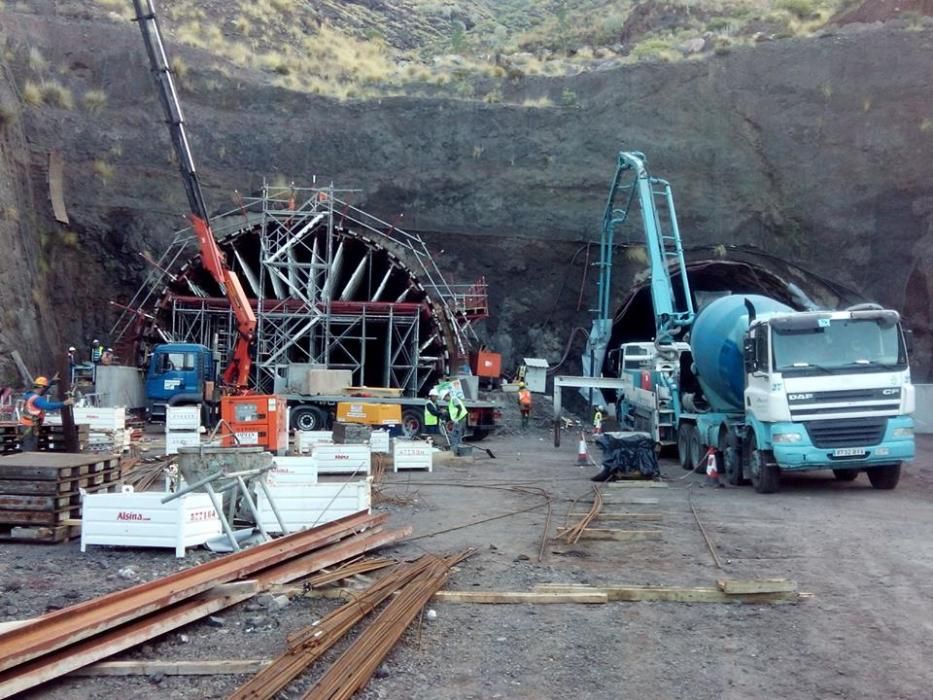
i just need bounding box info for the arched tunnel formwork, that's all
[113,187,486,396]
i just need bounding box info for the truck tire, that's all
[291,406,328,432]
[866,463,901,490]
[748,434,780,494]
[401,410,424,438]
[722,430,743,486]
[688,426,704,474]
[832,469,859,482]
[677,424,693,470]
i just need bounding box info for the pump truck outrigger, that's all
[588,150,914,493]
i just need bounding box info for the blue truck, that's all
[589,151,914,493]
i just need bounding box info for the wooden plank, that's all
[601,497,660,505]
[70,659,272,677]
[534,584,802,604]
[555,527,662,542]
[433,591,607,604]
[0,467,122,495]
[606,481,669,488]
[717,579,798,595]
[569,512,663,522]
[0,452,117,469]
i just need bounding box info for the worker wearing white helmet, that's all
[424,388,441,432]
[443,389,468,450]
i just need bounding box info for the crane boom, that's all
[585,151,695,377]
[132,0,256,389]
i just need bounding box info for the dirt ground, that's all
[3,425,933,700]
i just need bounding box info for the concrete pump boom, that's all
[131,0,256,390]
[584,151,695,377]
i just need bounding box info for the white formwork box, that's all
[312,444,371,475]
[369,430,391,454]
[296,430,333,454]
[268,456,318,485]
[393,440,433,472]
[80,488,222,558]
[165,405,201,455]
[166,405,201,430]
[257,479,371,534]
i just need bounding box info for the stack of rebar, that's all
[303,551,471,700]
[230,551,471,700]
[558,485,603,545]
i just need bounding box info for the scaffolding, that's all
[112,185,486,396]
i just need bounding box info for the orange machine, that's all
[220,394,289,453]
[336,402,402,426]
[471,349,502,379]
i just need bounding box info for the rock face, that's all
[1,9,932,379]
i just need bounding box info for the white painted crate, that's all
[81,489,221,558]
[393,441,433,472]
[75,406,126,431]
[257,479,371,534]
[166,431,201,455]
[312,444,371,475]
[166,405,201,430]
[296,430,333,453]
[268,456,318,485]
[369,430,390,454]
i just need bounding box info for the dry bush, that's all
[83,89,107,114]
[22,81,43,106]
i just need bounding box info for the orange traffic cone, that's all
[577,433,589,466]
[705,447,723,488]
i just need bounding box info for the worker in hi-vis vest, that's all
[517,381,532,429]
[443,390,468,450]
[424,388,441,431]
[20,376,72,452]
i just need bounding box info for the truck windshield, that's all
[772,319,906,373]
[158,352,197,373]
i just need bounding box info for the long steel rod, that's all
[0,511,383,675]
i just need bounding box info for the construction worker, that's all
[517,381,532,429]
[19,376,73,452]
[101,347,114,366]
[593,406,604,435]
[424,388,441,433]
[90,339,104,364]
[443,390,468,451]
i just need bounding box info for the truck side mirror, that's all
[903,328,914,355]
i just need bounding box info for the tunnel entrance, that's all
[606,259,812,375]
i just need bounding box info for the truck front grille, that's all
[804,418,888,449]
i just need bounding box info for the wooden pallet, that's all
[0,453,123,539]
[0,523,81,543]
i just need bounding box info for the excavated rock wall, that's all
[1,9,932,380]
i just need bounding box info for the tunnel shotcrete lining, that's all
[113,186,486,396]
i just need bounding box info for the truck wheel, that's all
[291,406,327,432]
[401,410,423,438]
[832,469,859,482]
[722,431,743,486]
[866,463,901,490]
[677,424,693,470]
[688,426,704,473]
[748,434,780,494]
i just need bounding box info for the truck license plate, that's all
[833,447,866,457]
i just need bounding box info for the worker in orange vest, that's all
[517,382,532,429]
[19,376,72,452]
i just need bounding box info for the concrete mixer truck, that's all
[591,151,914,493]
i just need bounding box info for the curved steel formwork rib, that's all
[116,186,484,396]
